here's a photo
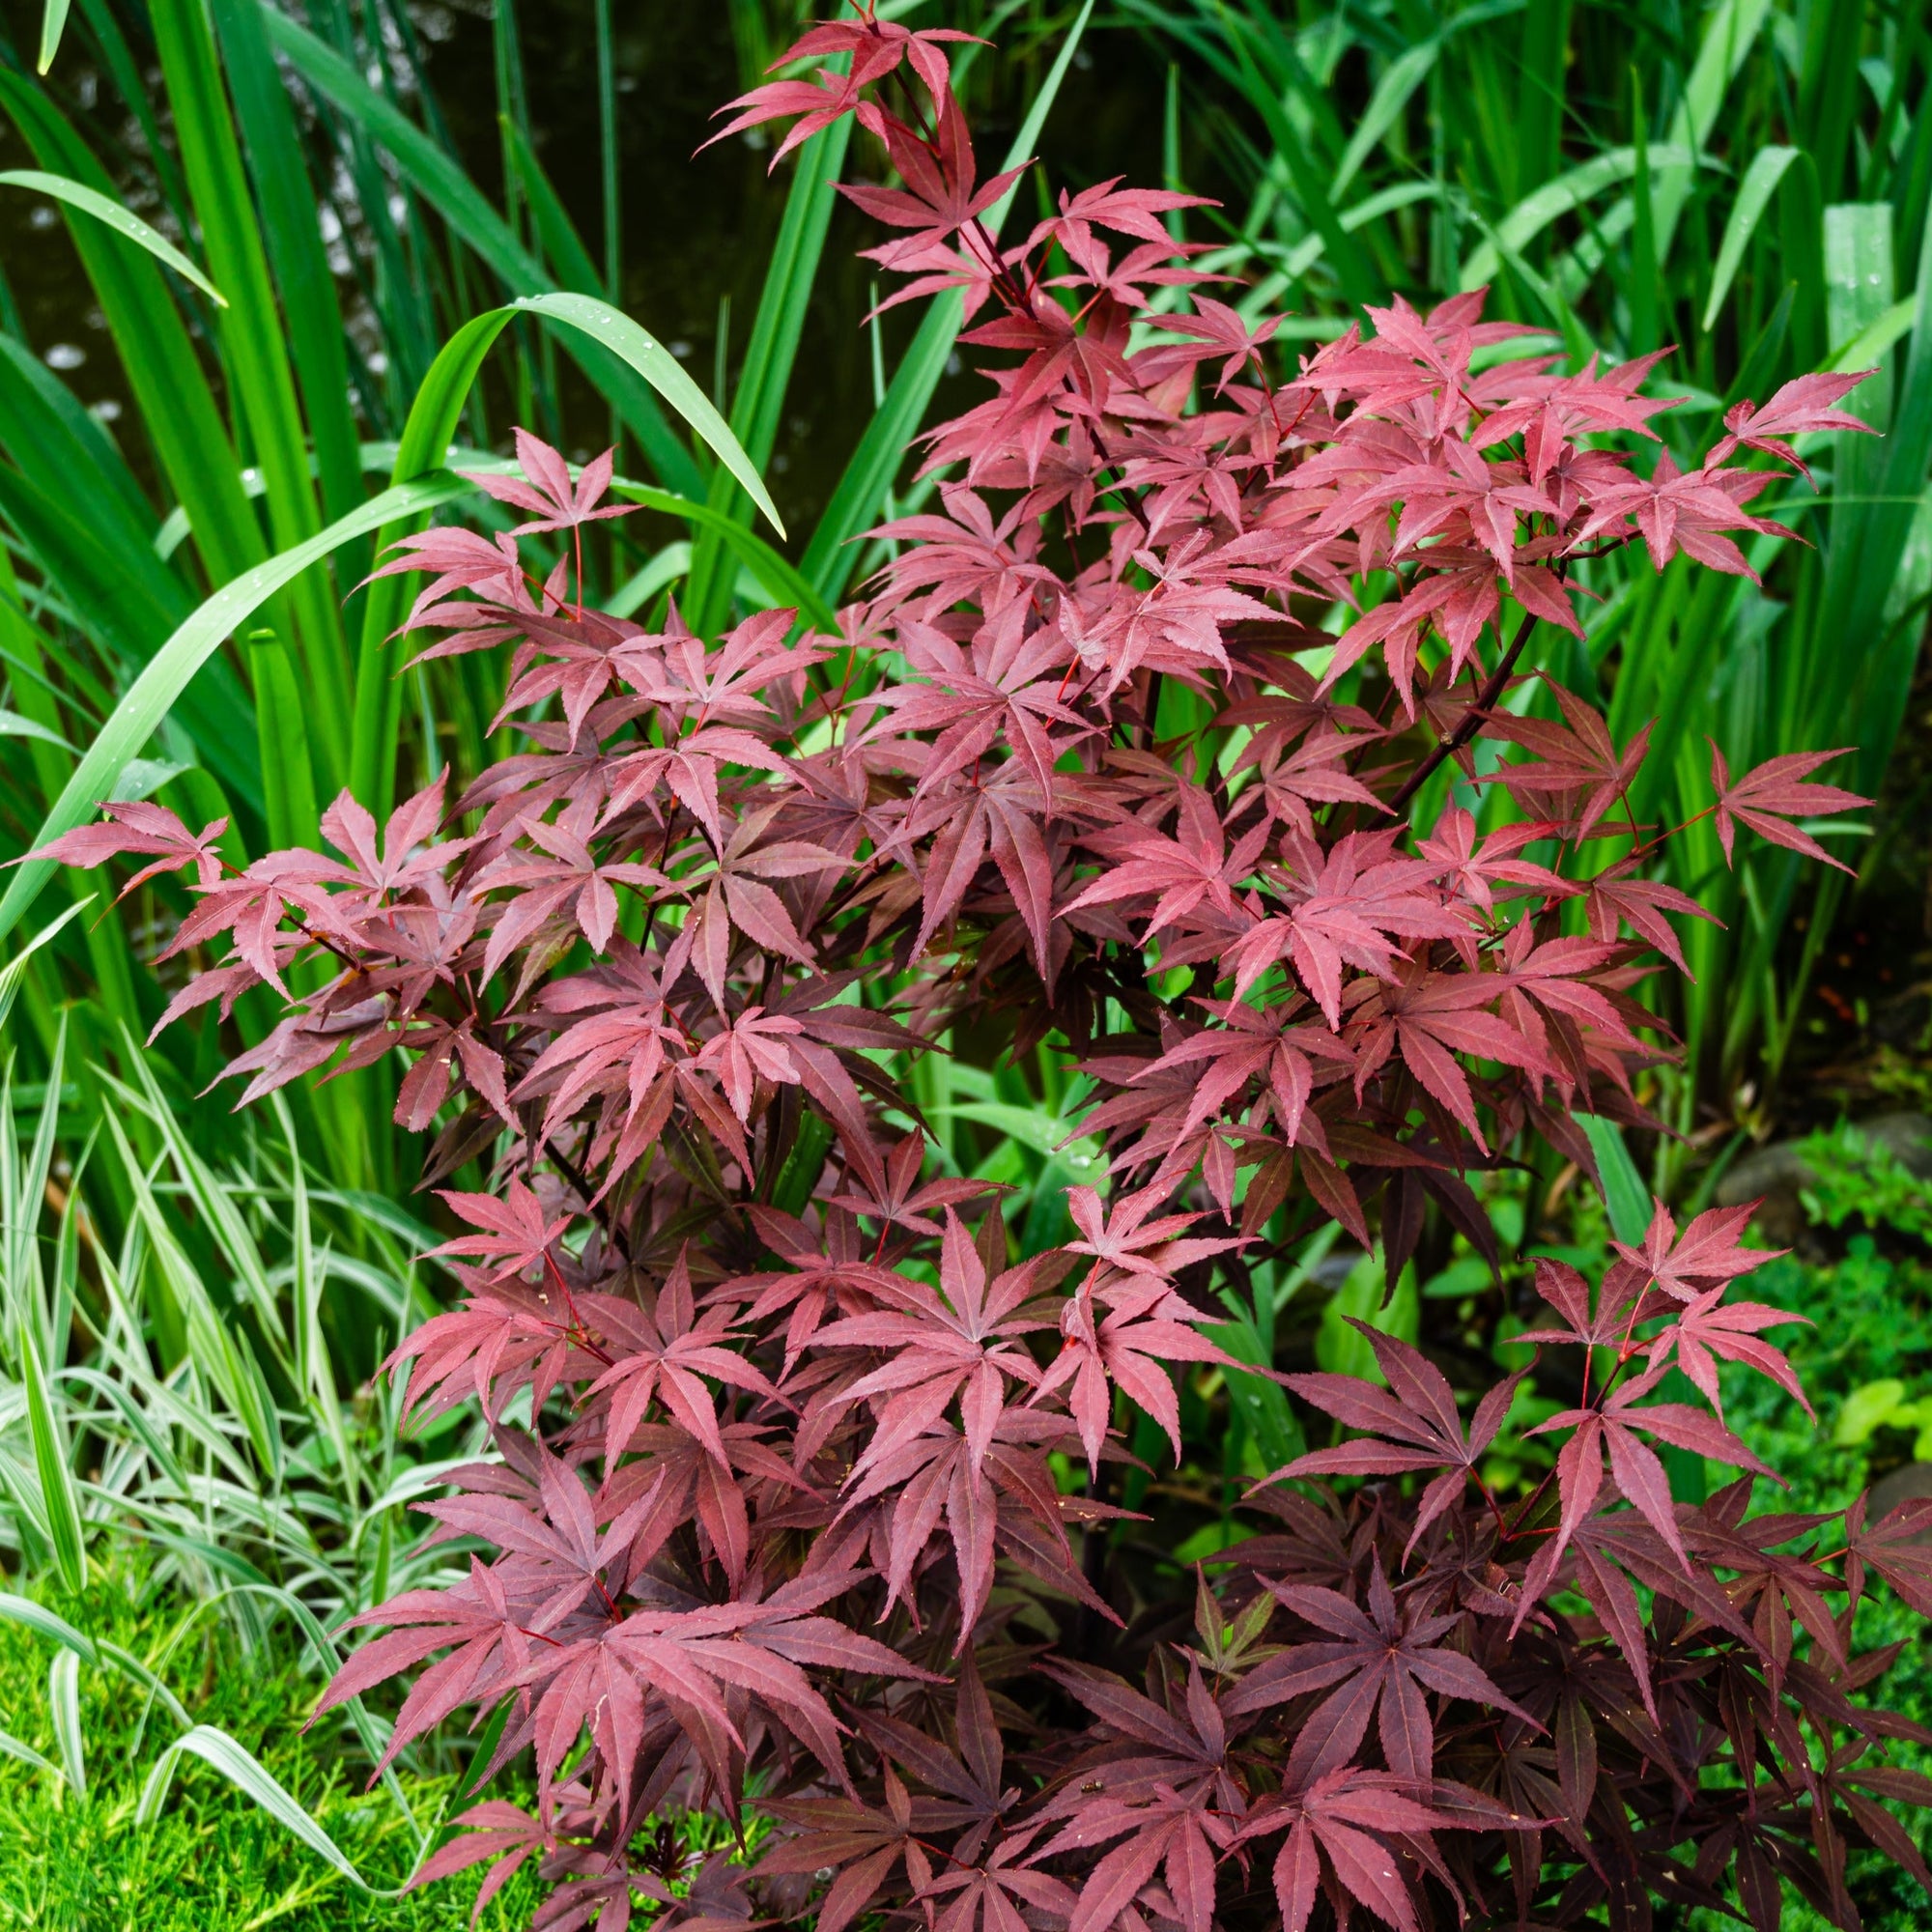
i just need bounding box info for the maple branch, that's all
[1387,601,1546,814]
[544,1137,632,1268]
[1622,800,1719,868]
[882,71,1031,315]
[1086,423,1153,536]
[1140,670,1164,753]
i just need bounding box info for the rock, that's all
[1866,1461,1932,1536]
[1860,1113,1932,1176]
[1713,1112,1932,1245]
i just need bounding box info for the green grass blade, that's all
[800,0,1094,606]
[0,473,472,951]
[247,625,322,850]
[0,71,263,594]
[150,0,349,794]
[0,904,89,1037]
[0,331,156,536]
[0,712,70,751]
[1219,14,1375,306]
[1630,70,1658,356]
[0,170,224,304]
[0,1592,95,1662]
[46,1650,84,1799]
[209,0,364,537]
[259,3,703,498]
[1702,146,1799,330]
[16,1015,64,1328]
[1807,202,1907,779]
[1650,0,1774,266]
[500,112,611,297]
[73,0,192,223]
[138,1725,418,1891]
[606,540,691,618]
[1331,39,1437,201]
[1840,195,1932,792]
[62,1367,193,1500]
[19,1327,86,1596]
[1203,1310,1305,1470]
[724,115,855,475]
[1774,144,1829,372]
[37,0,71,74]
[513,292,783,538]
[1460,145,1697,290]
[0,463,190,662]
[273,1094,320,1404]
[611,483,837,631]
[96,1107,282,1473]
[595,0,617,298]
[1823,204,1896,435]
[1577,1114,1649,1245]
[1798,0,1863,204]
[110,1053,288,1357]
[1514,0,1570,197]
[98,1640,192,1731]
[1831,296,1918,369]
[0,463,260,821]
[0,1728,56,1778]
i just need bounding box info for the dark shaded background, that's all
[0,2,1206,535]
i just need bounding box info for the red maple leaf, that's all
[1709,741,1867,872]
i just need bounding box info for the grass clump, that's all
[0,1560,534,1932]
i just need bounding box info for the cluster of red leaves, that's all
[40,11,1926,1932]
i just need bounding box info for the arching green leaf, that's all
[0,474,472,950]
[1702,146,1799,330]
[0,169,225,304]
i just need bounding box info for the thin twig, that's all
[1387,603,1544,815]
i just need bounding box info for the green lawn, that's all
[0,1566,535,1932]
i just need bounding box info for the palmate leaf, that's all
[1228,1556,1532,1789]
[1268,1322,1524,1555]
[1235,1768,1483,1932]
[1708,740,1868,871]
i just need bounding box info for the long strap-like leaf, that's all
[0,169,224,302]
[258,2,705,501]
[347,295,784,814]
[0,71,263,595]
[37,0,71,74]
[138,1725,422,1894]
[0,476,469,952]
[798,0,1095,607]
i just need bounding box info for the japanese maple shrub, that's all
[45,10,1932,1931]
